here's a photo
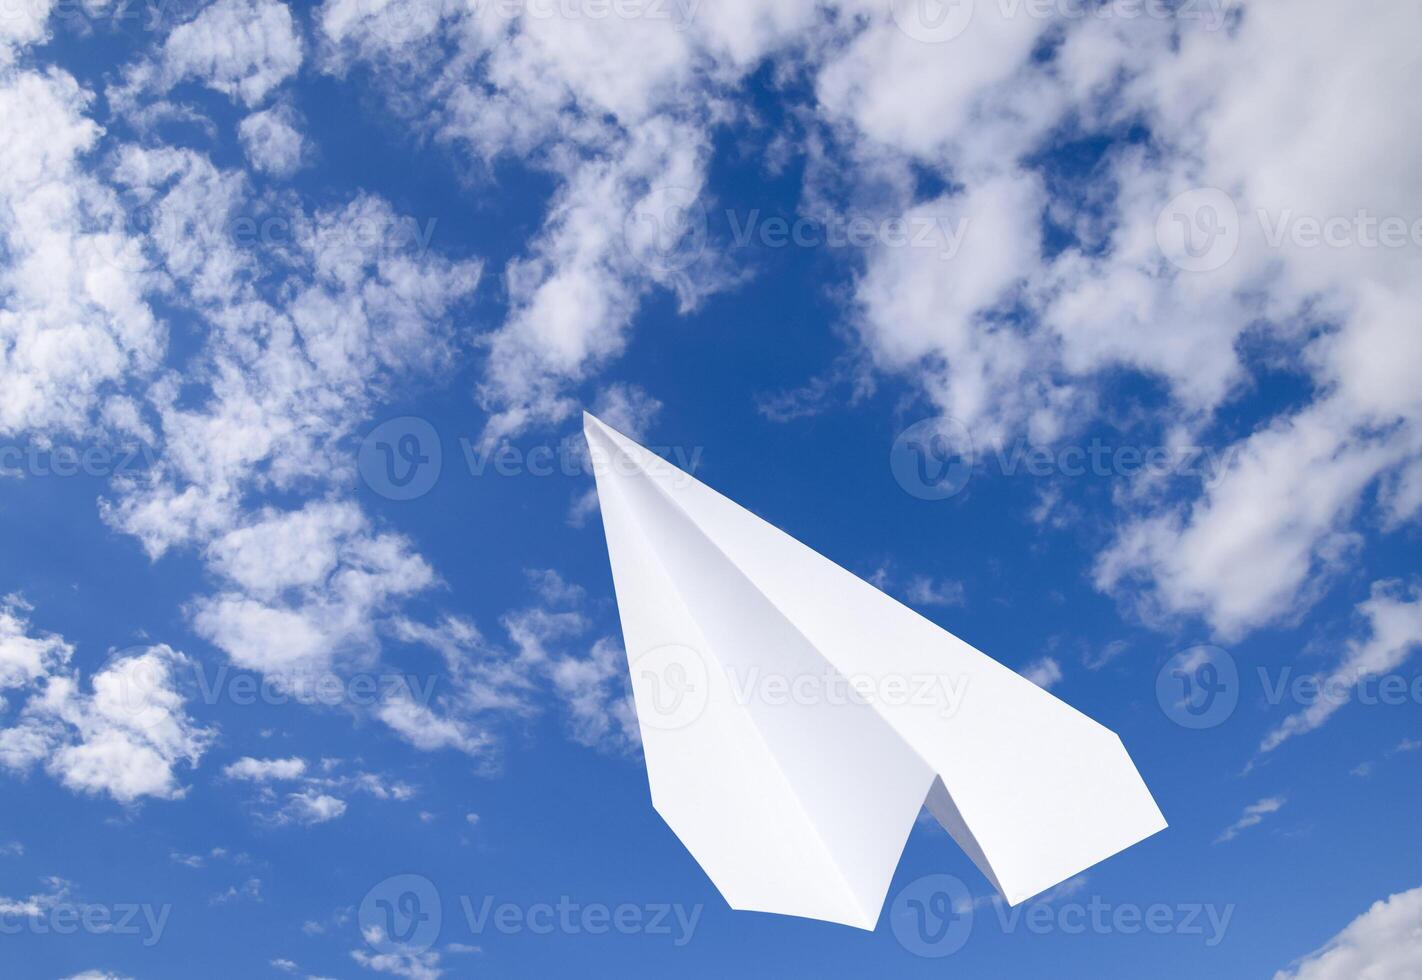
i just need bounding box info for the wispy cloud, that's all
[1216,797,1286,844]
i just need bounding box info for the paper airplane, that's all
[583,412,1166,930]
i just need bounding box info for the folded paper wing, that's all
[584,412,1166,930]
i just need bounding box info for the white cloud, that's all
[0,596,71,693]
[476,116,715,444]
[281,789,347,825]
[1096,401,1413,639]
[99,151,481,554]
[1066,2,1422,635]
[352,944,443,980]
[1260,581,1422,753]
[1215,796,1285,845]
[0,0,56,63]
[0,876,70,918]
[0,68,162,440]
[525,568,586,608]
[60,972,132,980]
[1019,657,1063,691]
[0,607,212,804]
[54,127,490,761]
[223,756,308,781]
[852,172,1066,448]
[388,615,536,717]
[129,0,304,107]
[590,382,662,441]
[904,576,966,608]
[192,502,435,683]
[377,694,490,755]
[210,876,263,904]
[225,757,415,825]
[317,0,822,444]
[816,3,1060,168]
[1273,885,1422,980]
[548,637,639,754]
[239,103,306,176]
[300,0,1422,655]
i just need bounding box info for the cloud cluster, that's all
[0,69,162,440]
[1274,885,1422,980]
[0,601,212,803]
[307,0,1422,652]
[223,754,415,826]
[115,0,304,108]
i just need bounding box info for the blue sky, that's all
[2,1,1421,978]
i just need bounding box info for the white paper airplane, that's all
[583,411,1166,930]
